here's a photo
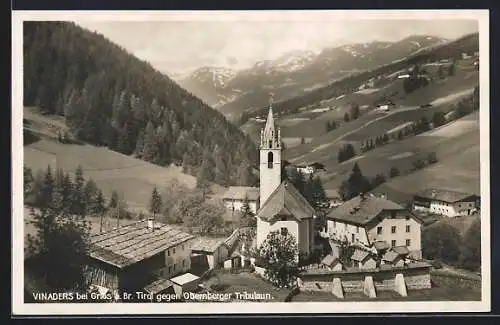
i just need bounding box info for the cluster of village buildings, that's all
[83,105,480,300]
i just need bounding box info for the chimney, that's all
[431,189,437,198]
[147,218,154,231]
[360,192,365,200]
[381,193,387,200]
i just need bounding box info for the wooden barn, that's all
[84,219,194,300]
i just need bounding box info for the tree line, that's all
[23,21,258,187]
[24,165,130,222]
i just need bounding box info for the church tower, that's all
[259,100,281,207]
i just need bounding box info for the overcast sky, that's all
[76,15,478,77]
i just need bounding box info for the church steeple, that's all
[260,96,281,149]
[259,94,282,207]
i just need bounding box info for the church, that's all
[255,105,316,258]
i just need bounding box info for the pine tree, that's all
[109,190,119,210]
[149,186,163,220]
[40,165,55,210]
[24,166,34,197]
[52,168,66,214]
[142,121,157,162]
[213,145,228,185]
[83,178,99,216]
[134,129,145,158]
[240,195,256,227]
[71,165,86,216]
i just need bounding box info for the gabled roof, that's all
[222,186,259,201]
[144,279,174,295]
[190,236,227,253]
[392,246,410,256]
[373,241,390,251]
[325,189,341,199]
[327,195,404,226]
[88,220,194,269]
[321,254,340,267]
[382,251,401,263]
[257,180,315,222]
[351,249,371,262]
[414,188,479,203]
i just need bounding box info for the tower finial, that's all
[269,93,274,108]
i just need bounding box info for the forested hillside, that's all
[23,21,258,186]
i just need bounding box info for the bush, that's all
[459,218,481,271]
[422,222,462,265]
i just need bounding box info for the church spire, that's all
[260,94,280,149]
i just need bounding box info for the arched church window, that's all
[268,140,273,148]
[268,152,273,169]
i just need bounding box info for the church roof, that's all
[257,180,315,222]
[264,107,275,134]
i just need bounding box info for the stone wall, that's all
[298,264,431,295]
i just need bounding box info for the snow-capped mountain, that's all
[177,35,449,117]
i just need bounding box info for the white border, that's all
[12,10,490,315]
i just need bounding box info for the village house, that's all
[326,194,423,260]
[412,188,480,217]
[84,219,194,297]
[256,106,316,258]
[190,236,229,272]
[325,189,343,208]
[321,254,343,271]
[222,186,259,214]
[351,249,377,270]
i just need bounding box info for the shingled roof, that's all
[327,195,404,226]
[88,220,194,269]
[414,188,479,203]
[190,236,227,253]
[222,186,259,201]
[257,180,315,222]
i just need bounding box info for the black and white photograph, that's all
[12,10,490,315]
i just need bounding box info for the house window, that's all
[281,227,288,236]
[173,248,176,254]
[377,227,382,235]
[356,227,359,233]
[391,240,396,247]
[406,239,411,247]
[406,225,410,233]
[268,152,273,168]
[174,264,177,271]
[168,266,172,274]
[167,250,170,256]
[391,226,396,234]
[351,234,355,242]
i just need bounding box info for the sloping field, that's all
[369,112,480,203]
[319,111,479,193]
[24,139,197,211]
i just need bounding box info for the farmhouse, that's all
[412,188,480,217]
[256,106,316,258]
[326,194,423,259]
[84,219,194,297]
[190,236,229,271]
[222,186,259,214]
[325,189,343,208]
